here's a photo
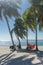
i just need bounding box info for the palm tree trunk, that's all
[5,17,16,50]
[27,29,28,46]
[34,9,38,51]
[18,37,21,49]
[26,25,28,49]
[36,18,38,51]
[26,29,28,49]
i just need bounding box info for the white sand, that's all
[0,46,43,65]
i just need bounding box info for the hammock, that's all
[27,44,35,49]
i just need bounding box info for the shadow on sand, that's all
[0,51,15,64]
[0,49,43,65]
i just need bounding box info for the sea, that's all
[0,40,43,46]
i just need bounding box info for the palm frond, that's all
[0,0,22,18]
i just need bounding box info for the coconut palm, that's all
[0,0,22,50]
[23,8,39,51]
[28,0,43,51]
[11,17,27,49]
[23,8,35,49]
[30,6,39,51]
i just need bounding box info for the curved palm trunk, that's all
[26,25,28,49]
[18,37,21,49]
[26,28,28,49]
[6,17,16,50]
[36,18,38,51]
[27,29,28,46]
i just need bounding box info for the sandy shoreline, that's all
[0,46,43,65]
[0,46,43,51]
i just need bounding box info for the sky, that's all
[0,0,43,41]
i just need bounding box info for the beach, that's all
[0,46,43,65]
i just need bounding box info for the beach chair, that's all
[27,44,35,50]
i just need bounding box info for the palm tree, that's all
[30,6,39,51]
[28,0,43,51]
[23,8,35,49]
[0,0,22,50]
[11,17,27,49]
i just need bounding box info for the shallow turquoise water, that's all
[18,40,43,46]
[0,40,43,46]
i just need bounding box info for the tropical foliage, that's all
[28,0,43,30]
[0,0,22,50]
[0,0,43,50]
[0,0,22,18]
[11,17,27,49]
[23,8,36,49]
[27,0,43,50]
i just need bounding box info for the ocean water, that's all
[0,40,43,46]
[20,40,43,46]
